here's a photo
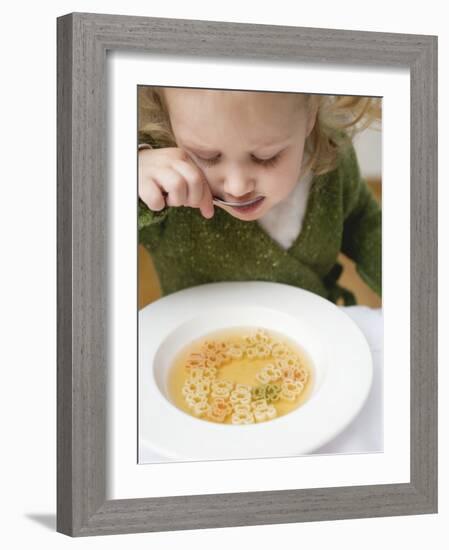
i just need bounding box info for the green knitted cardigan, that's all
[138,139,381,306]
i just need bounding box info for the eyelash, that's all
[198,153,282,168]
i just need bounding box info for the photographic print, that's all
[57,13,436,535]
[137,86,382,463]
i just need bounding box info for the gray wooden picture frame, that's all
[57,12,438,537]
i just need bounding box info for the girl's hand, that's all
[138,147,214,219]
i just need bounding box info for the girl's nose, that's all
[222,168,256,199]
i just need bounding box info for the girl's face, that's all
[163,88,317,221]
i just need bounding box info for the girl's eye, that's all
[198,156,220,167]
[252,154,282,167]
[197,153,282,168]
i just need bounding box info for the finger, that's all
[171,159,205,207]
[197,178,215,219]
[151,167,188,207]
[176,151,214,217]
[139,178,166,212]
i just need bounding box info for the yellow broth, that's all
[167,327,314,425]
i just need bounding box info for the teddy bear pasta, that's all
[168,327,313,425]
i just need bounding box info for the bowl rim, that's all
[138,281,373,460]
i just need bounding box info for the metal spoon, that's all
[162,191,263,208]
[212,196,264,207]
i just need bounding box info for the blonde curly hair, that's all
[138,86,381,176]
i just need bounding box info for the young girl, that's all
[138,87,381,306]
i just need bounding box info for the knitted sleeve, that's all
[138,198,169,229]
[341,143,382,297]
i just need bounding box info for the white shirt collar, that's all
[257,171,314,250]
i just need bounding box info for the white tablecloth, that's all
[140,305,383,463]
[312,305,383,455]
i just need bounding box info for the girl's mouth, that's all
[229,196,265,214]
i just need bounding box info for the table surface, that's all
[140,305,383,463]
[312,305,383,455]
